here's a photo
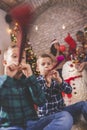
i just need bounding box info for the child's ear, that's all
[3,60,7,66]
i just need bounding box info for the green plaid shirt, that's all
[0,75,46,127]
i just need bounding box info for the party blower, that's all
[5,3,34,64]
[51,55,65,70]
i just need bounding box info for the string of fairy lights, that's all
[10,22,19,43]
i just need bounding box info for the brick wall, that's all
[28,3,87,57]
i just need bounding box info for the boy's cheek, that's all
[40,70,45,75]
[21,60,26,64]
[8,61,19,66]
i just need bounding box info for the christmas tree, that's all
[25,40,39,76]
[10,23,39,76]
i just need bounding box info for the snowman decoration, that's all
[62,60,87,106]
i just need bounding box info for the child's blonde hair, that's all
[4,45,19,60]
[37,53,53,65]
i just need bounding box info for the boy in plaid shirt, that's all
[37,53,87,126]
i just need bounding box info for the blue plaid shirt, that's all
[37,75,72,117]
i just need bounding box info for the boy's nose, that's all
[45,64,48,67]
[12,61,19,66]
[45,66,49,69]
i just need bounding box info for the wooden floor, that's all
[71,121,87,130]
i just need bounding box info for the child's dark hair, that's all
[76,30,84,37]
[50,39,60,56]
[50,44,57,56]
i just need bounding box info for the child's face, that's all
[63,47,69,56]
[76,46,84,54]
[54,43,60,50]
[76,35,85,43]
[5,47,26,65]
[37,57,53,76]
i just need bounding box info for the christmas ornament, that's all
[59,45,66,52]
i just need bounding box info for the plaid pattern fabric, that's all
[37,75,72,117]
[0,75,45,127]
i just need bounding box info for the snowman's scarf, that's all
[62,75,82,98]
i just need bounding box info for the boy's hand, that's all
[50,70,62,84]
[20,63,33,78]
[5,64,18,78]
[45,70,62,87]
